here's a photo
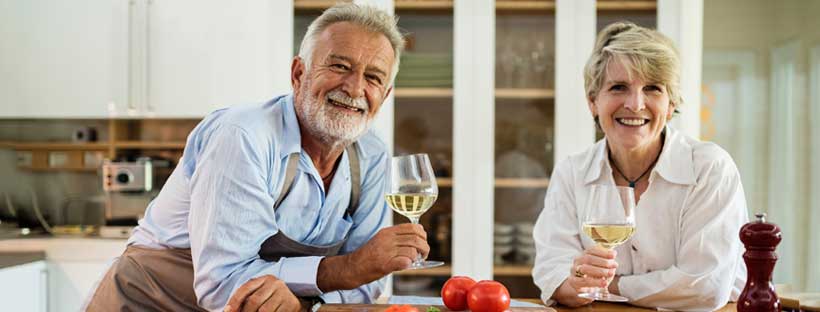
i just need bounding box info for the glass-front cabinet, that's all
[493,2,555,298]
[294,0,666,298]
[492,0,656,297]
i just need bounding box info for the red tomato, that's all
[441,276,477,310]
[384,304,419,312]
[467,280,511,312]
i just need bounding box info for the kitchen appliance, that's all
[103,158,153,192]
[101,157,165,228]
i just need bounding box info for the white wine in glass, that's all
[578,185,636,302]
[582,223,635,249]
[384,193,437,220]
[386,154,444,270]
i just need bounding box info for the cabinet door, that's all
[0,261,48,312]
[145,0,292,118]
[48,260,110,312]
[0,0,129,118]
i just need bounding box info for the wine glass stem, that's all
[595,246,615,295]
[409,217,424,265]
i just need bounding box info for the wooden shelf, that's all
[294,0,348,10]
[295,1,653,14]
[497,1,555,11]
[597,0,656,11]
[393,264,451,276]
[495,178,550,188]
[494,264,534,276]
[395,88,554,99]
[395,0,453,10]
[392,264,533,277]
[495,88,554,100]
[294,1,562,12]
[436,178,549,188]
[113,141,186,149]
[394,88,453,98]
[295,0,454,11]
[0,141,109,150]
[19,166,99,173]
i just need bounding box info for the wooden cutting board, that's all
[319,304,556,311]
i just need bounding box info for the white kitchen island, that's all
[0,237,127,312]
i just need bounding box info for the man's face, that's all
[292,22,395,143]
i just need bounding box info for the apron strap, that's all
[273,153,300,209]
[273,142,362,216]
[345,143,361,216]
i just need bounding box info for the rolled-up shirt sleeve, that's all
[187,124,323,311]
[320,145,391,303]
[532,158,583,305]
[618,152,748,311]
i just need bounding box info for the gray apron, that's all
[86,144,361,311]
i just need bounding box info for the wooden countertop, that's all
[319,302,738,311]
[0,251,46,269]
[553,302,736,311]
[319,304,553,311]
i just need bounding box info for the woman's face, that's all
[588,59,674,152]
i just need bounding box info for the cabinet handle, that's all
[40,266,48,312]
[145,0,155,116]
[128,0,149,116]
[127,0,137,114]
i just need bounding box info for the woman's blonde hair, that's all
[584,22,682,108]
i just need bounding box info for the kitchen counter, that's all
[0,250,46,269]
[0,236,127,261]
[320,302,738,311]
[553,302,737,311]
[0,236,128,312]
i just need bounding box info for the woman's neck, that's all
[607,135,664,181]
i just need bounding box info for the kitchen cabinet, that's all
[0,0,129,118]
[0,260,48,312]
[0,238,127,312]
[48,260,111,312]
[139,0,292,117]
[0,0,293,118]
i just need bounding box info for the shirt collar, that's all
[279,94,303,159]
[582,126,696,186]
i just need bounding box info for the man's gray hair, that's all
[298,3,404,85]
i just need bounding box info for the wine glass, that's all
[385,153,444,269]
[578,184,636,302]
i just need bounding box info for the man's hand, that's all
[352,223,430,274]
[317,223,429,291]
[224,275,304,312]
[551,246,618,307]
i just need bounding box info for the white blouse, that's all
[532,127,748,311]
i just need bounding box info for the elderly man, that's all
[86,4,428,311]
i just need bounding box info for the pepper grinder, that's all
[738,213,782,312]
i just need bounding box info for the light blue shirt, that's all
[129,94,391,311]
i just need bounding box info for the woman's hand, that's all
[551,246,619,307]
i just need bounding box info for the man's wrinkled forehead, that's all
[313,23,394,71]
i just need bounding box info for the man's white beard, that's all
[297,87,372,145]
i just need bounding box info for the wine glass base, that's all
[578,292,629,302]
[405,260,444,270]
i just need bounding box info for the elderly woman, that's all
[532,22,748,311]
